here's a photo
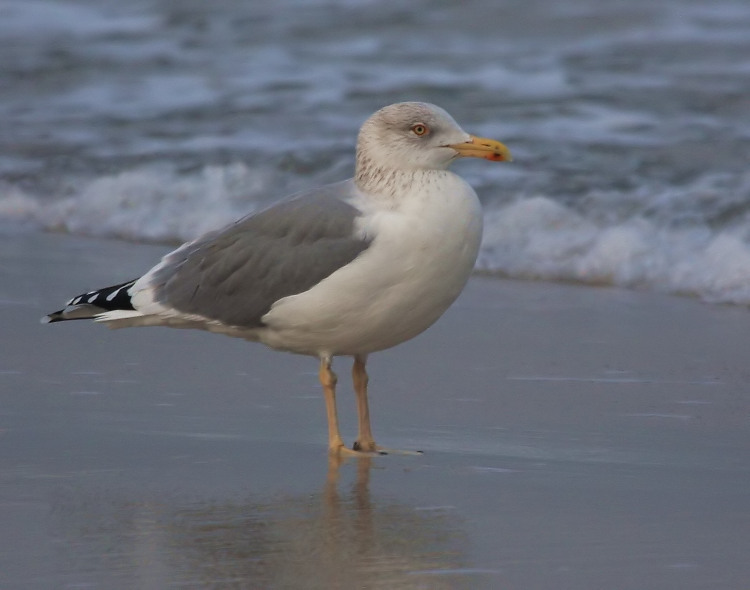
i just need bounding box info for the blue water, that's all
[2,0,750,302]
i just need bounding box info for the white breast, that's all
[259,171,483,356]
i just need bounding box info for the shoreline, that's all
[1,230,748,588]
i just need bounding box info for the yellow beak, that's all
[447,134,513,162]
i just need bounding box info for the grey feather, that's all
[150,180,372,328]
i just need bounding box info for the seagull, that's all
[43,102,512,456]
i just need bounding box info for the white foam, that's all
[479,195,750,304]
[2,163,280,243]
[3,164,750,306]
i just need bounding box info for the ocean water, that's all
[2,0,749,303]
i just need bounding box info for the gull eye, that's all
[411,123,429,137]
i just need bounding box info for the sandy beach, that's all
[1,231,749,589]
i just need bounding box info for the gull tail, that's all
[42,279,140,324]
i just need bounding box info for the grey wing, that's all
[148,180,372,329]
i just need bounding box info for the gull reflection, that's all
[51,457,467,588]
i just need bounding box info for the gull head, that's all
[355,102,511,190]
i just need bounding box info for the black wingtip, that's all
[41,311,64,324]
[41,278,139,325]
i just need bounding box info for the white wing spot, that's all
[86,295,98,304]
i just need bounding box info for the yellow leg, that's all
[320,354,386,457]
[351,355,423,456]
[352,354,377,452]
[319,355,345,453]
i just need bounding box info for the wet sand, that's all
[1,231,749,589]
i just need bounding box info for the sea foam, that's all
[3,163,750,306]
[480,197,750,304]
